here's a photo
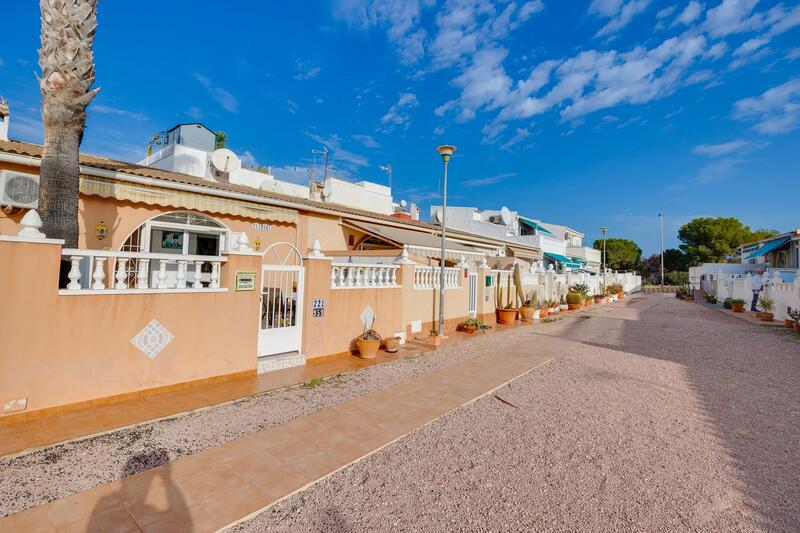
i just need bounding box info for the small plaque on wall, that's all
[235,271,257,291]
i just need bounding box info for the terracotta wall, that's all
[297,212,367,254]
[0,240,262,418]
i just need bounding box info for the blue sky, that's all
[2,0,799,255]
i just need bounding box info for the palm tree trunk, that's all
[38,0,99,247]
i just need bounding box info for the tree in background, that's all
[37,0,100,245]
[677,217,778,265]
[663,248,690,272]
[593,238,642,271]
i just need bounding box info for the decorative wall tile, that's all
[131,319,174,359]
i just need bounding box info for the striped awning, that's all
[80,176,297,224]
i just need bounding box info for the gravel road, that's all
[231,296,800,532]
[0,316,560,518]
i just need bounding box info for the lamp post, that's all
[435,145,456,337]
[601,226,608,290]
[658,213,664,286]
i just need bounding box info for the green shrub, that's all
[664,271,689,285]
[730,298,745,305]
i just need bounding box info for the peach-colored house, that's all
[0,139,544,420]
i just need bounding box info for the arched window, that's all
[122,211,228,256]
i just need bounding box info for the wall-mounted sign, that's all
[312,298,325,318]
[235,271,257,291]
[252,223,273,231]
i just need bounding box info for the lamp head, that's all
[601,226,608,234]
[436,144,456,163]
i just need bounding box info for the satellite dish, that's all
[210,148,241,175]
[400,199,408,208]
[499,206,513,226]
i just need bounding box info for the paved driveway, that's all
[233,295,800,532]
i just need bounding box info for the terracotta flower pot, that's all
[593,295,603,304]
[759,312,774,322]
[755,312,768,319]
[519,306,536,322]
[384,336,401,353]
[356,339,380,359]
[617,292,625,299]
[567,303,582,310]
[539,308,549,318]
[731,303,744,313]
[496,308,519,325]
[785,319,795,328]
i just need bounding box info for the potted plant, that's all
[593,293,604,304]
[566,291,583,310]
[786,308,798,328]
[495,271,519,325]
[757,296,775,321]
[559,295,568,311]
[790,309,800,333]
[520,290,538,322]
[723,298,733,310]
[384,335,401,353]
[356,328,382,359]
[704,294,718,304]
[549,299,560,314]
[539,299,549,318]
[457,318,492,334]
[730,298,745,313]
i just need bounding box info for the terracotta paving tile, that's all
[0,508,56,533]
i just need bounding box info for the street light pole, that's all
[435,145,456,337]
[659,213,665,286]
[601,226,608,290]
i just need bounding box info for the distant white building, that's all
[138,122,405,217]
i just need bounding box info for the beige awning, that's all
[507,245,542,262]
[343,219,492,260]
[80,175,298,224]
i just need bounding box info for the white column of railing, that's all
[415,266,461,290]
[330,263,401,289]
[60,249,227,293]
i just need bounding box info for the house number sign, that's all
[312,298,325,318]
[234,271,257,291]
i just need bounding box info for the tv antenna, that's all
[312,146,329,181]
[379,164,392,190]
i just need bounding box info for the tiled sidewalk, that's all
[0,344,426,458]
[0,337,557,533]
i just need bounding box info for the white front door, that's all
[258,264,304,357]
[468,271,478,318]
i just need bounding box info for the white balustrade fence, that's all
[331,263,400,289]
[414,266,460,290]
[61,249,227,294]
[711,271,800,320]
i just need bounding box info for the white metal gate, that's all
[468,271,478,318]
[258,243,304,357]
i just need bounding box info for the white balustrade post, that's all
[91,257,107,290]
[331,265,338,288]
[176,260,187,289]
[137,259,150,289]
[66,256,83,290]
[114,258,129,289]
[210,262,221,288]
[192,261,203,288]
[157,260,169,289]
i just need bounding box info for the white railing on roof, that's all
[331,263,400,289]
[414,266,460,290]
[61,249,227,294]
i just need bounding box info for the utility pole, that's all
[601,226,608,290]
[659,213,665,286]
[380,164,392,191]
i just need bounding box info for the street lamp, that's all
[436,145,456,337]
[658,213,664,286]
[601,226,608,290]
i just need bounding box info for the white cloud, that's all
[690,156,741,184]
[656,6,676,19]
[307,132,370,170]
[733,77,800,134]
[692,138,764,156]
[239,150,258,167]
[462,172,516,187]
[332,0,428,64]
[591,0,652,38]
[733,37,768,56]
[185,106,203,119]
[499,128,530,151]
[294,59,322,80]
[352,134,381,148]
[705,41,728,59]
[379,92,419,131]
[704,0,758,37]
[91,104,148,121]
[193,73,238,113]
[285,100,299,114]
[787,48,800,61]
[673,1,703,26]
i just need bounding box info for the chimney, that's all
[0,100,9,142]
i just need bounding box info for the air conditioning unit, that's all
[0,170,39,208]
